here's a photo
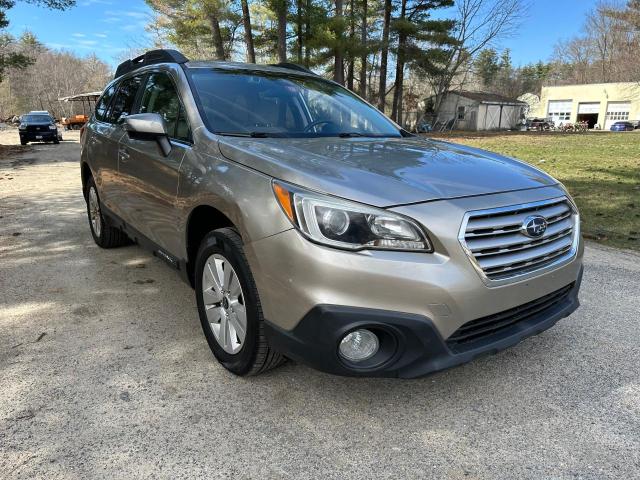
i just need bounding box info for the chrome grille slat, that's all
[464,211,572,238]
[468,217,573,252]
[484,245,572,275]
[459,197,579,284]
[477,235,574,270]
[465,202,570,232]
[472,229,573,258]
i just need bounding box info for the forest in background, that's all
[0,0,638,124]
[142,0,640,124]
[0,31,111,119]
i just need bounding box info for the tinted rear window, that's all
[108,75,144,123]
[95,84,117,122]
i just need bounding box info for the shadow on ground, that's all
[1,135,639,479]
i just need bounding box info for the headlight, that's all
[49,125,57,130]
[19,123,26,130]
[273,181,432,252]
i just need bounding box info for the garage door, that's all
[548,100,573,125]
[605,102,631,129]
[578,102,600,114]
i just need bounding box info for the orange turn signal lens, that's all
[273,183,295,221]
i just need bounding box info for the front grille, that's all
[26,125,46,132]
[459,197,578,283]
[446,282,574,350]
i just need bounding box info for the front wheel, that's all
[195,228,284,376]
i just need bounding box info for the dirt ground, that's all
[1,127,639,479]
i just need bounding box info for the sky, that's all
[6,0,596,68]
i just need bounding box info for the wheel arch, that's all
[185,204,238,286]
[80,162,93,199]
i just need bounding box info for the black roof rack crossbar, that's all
[114,49,189,79]
[268,62,316,75]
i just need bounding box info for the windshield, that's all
[22,114,53,123]
[188,68,401,138]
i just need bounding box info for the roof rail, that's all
[269,62,316,75]
[114,49,189,79]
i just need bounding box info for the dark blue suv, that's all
[18,112,62,145]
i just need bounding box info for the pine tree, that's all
[390,0,456,124]
[241,0,256,62]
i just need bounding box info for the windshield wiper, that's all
[338,132,366,138]
[337,132,400,138]
[215,131,279,138]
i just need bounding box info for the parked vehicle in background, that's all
[526,118,552,131]
[18,111,62,145]
[81,50,584,378]
[610,121,635,132]
[62,114,89,130]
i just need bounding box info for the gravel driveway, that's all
[1,129,639,479]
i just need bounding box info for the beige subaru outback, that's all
[81,50,583,378]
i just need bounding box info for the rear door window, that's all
[95,84,117,122]
[108,75,144,123]
[139,72,191,143]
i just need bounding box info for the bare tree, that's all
[551,38,593,84]
[550,1,639,84]
[1,39,111,119]
[428,0,527,115]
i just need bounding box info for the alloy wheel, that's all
[201,254,247,354]
[88,186,102,238]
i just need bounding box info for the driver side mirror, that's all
[124,113,172,156]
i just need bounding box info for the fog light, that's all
[339,329,379,362]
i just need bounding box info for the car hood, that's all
[217,136,557,207]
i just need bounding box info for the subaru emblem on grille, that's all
[522,215,548,238]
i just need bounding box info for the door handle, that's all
[118,147,130,163]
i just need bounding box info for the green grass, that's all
[431,131,640,250]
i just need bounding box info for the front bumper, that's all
[265,268,582,378]
[20,130,58,141]
[245,185,584,377]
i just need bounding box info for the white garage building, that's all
[424,91,527,131]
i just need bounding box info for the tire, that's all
[53,138,60,144]
[85,177,129,248]
[20,139,27,145]
[195,228,284,376]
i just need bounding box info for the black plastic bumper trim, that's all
[264,267,583,378]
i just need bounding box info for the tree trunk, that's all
[208,14,226,60]
[346,0,355,90]
[358,0,367,98]
[241,0,256,63]
[296,0,303,63]
[304,0,311,67]
[377,0,392,111]
[333,0,344,84]
[391,0,407,125]
[277,0,288,63]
